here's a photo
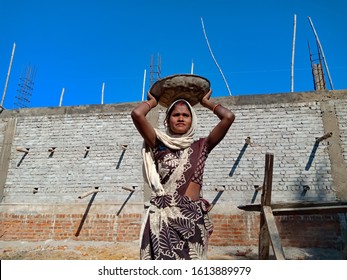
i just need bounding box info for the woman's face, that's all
[168,102,192,135]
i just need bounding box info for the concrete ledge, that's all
[1,90,346,118]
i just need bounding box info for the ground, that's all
[0,240,344,260]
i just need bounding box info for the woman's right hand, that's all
[147,91,158,108]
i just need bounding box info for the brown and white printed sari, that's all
[140,100,213,260]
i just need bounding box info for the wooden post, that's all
[263,206,285,260]
[258,153,286,259]
[259,153,274,259]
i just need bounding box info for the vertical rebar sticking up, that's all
[191,60,194,74]
[1,42,16,107]
[149,53,161,87]
[101,82,105,104]
[201,17,232,96]
[290,14,297,93]
[307,16,334,90]
[308,41,326,90]
[14,64,37,109]
[142,69,146,101]
[59,88,65,107]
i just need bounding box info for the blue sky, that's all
[0,0,346,109]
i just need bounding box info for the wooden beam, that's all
[272,205,347,215]
[238,201,347,214]
[263,206,285,260]
[259,153,274,260]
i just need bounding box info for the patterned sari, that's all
[140,138,213,260]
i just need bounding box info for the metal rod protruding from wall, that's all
[214,186,226,192]
[84,146,90,158]
[209,185,226,212]
[245,137,251,145]
[316,132,333,143]
[116,145,128,169]
[78,188,100,199]
[16,147,29,153]
[117,186,137,216]
[122,186,135,192]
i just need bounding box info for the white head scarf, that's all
[142,99,197,195]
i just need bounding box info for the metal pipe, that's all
[122,186,135,192]
[16,147,29,153]
[142,69,146,101]
[1,42,16,107]
[59,88,65,107]
[214,186,225,192]
[78,189,99,199]
[101,82,105,104]
[316,132,333,143]
[291,14,297,92]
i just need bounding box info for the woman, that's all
[131,88,235,260]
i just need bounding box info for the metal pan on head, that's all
[149,74,211,108]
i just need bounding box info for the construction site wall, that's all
[0,90,346,250]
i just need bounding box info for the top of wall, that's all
[1,90,347,118]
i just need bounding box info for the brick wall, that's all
[0,212,142,242]
[0,90,346,251]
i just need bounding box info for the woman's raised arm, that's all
[200,90,235,152]
[131,92,158,148]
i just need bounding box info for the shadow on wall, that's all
[229,137,251,177]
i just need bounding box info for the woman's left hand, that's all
[200,88,213,110]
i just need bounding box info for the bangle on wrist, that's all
[213,104,221,114]
[144,101,152,110]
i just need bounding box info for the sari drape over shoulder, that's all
[140,138,213,260]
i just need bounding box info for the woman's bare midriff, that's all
[184,181,201,201]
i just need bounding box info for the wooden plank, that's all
[263,206,285,260]
[272,205,347,215]
[258,153,274,260]
[238,201,347,213]
[238,204,261,212]
[262,153,274,206]
[258,223,270,260]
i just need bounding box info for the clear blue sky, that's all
[1,0,346,109]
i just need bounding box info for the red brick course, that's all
[0,212,341,249]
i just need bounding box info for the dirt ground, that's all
[0,239,344,260]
